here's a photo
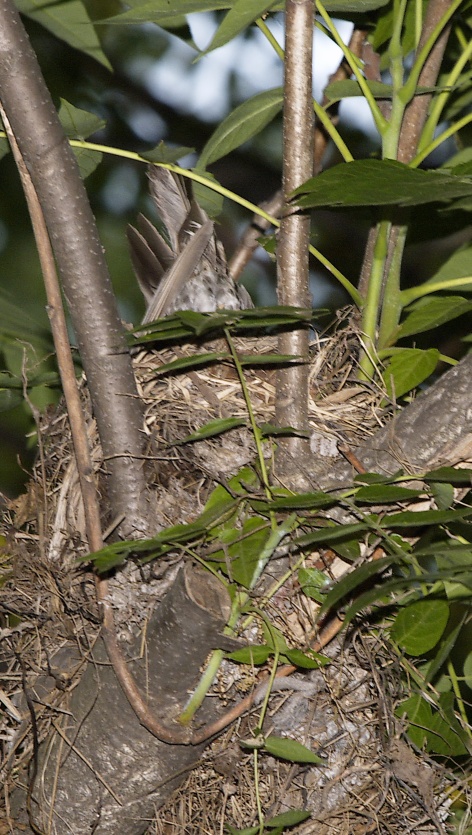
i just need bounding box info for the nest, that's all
[0,325,464,834]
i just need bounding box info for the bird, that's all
[127,167,253,324]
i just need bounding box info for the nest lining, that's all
[1,327,460,835]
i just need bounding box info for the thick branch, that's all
[275,0,314,487]
[397,0,452,164]
[0,0,150,535]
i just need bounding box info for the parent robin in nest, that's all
[127,167,253,323]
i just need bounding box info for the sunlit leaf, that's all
[226,645,273,664]
[264,809,311,828]
[283,647,329,669]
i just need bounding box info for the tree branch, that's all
[0,0,150,536]
[275,0,314,488]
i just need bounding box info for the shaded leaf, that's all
[155,351,228,374]
[396,296,472,340]
[325,79,394,102]
[385,507,472,527]
[354,484,423,504]
[58,99,105,139]
[427,692,468,756]
[298,567,330,603]
[283,648,329,669]
[107,0,231,24]
[202,0,278,54]
[294,159,472,209]
[142,143,195,163]
[423,467,472,484]
[391,599,449,655]
[258,423,310,438]
[263,736,324,764]
[175,417,246,444]
[199,88,283,168]
[382,348,439,399]
[16,0,111,68]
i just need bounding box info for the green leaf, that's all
[382,348,439,399]
[385,507,472,527]
[294,159,472,209]
[396,296,472,340]
[264,809,311,828]
[258,423,310,438]
[142,142,195,163]
[199,88,284,169]
[176,417,246,444]
[325,79,394,103]
[395,694,433,749]
[391,599,449,655]
[354,484,423,504]
[227,645,273,665]
[58,99,105,139]
[16,0,111,68]
[263,736,324,764]
[298,566,330,603]
[319,555,395,617]
[354,471,403,485]
[251,492,334,512]
[192,169,224,217]
[427,692,468,756]
[155,351,228,374]
[419,245,472,294]
[213,517,272,588]
[423,466,472,484]
[430,482,454,510]
[107,0,231,24]
[202,0,278,53]
[57,99,106,178]
[239,354,301,367]
[283,648,329,669]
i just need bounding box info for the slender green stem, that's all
[401,275,472,305]
[224,328,271,496]
[447,658,472,740]
[414,0,423,48]
[382,0,408,159]
[315,0,387,135]
[313,99,354,162]
[254,749,264,834]
[309,241,361,305]
[256,16,284,60]
[358,220,391,380]
[412,111,472,168]
[178,588,247,723]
